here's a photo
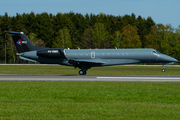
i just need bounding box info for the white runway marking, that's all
[96,76,180,82]
[97,77,180,80]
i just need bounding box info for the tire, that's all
[79,70,87,75]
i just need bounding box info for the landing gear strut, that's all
[79,70,87,75]
[162,65,165,72]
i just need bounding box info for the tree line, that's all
[0,12,180,63]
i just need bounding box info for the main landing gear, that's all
[79,70,87,75]
[78,66,90,75]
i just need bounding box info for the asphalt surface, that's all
[0,75,180,82]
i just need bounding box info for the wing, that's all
[68,59,105,67]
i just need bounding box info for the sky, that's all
[0,0,180,28]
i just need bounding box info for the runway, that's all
[0,75,180,82]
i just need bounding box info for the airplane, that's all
[5,31,178,75]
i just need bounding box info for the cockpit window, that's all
[152,51,158,55]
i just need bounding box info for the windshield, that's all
[156,50,161,54]
[152,51,158,55]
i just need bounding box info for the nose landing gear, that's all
[162,65,165,72]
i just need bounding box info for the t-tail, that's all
[5,31,44,53]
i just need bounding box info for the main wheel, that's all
[84,71,87,75]
[79,70,84,75]
[79,70,86,75]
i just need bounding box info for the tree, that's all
[157,24,178,56]
[175,25,180,60]
[7,36,16,63]
[137,16,147,48]
[0,13,11,63]
[146,17,156,34]
[111,31,122,48]
[63,13,77,48]
[28,33,37,45]
[80,27,93,48]
[35,39,46,47]
[175,25,180,41]
[0,12,180,62]
[25,12,37,33]
[144,26,160,49]
[121,24,142,48]
[0,29,4,62]
[175,44,180,60]
[36,12,54,47]
[1,13,11,31]
[92,23,109,48]
[11,13,25,31]
[28,33,46,47]
[53,27,72,48]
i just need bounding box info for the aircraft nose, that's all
[160,54,178,62]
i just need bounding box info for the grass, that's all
[0,82,180,119]
[0,64,180,75]
[0,65,180,119]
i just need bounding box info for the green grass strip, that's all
[0,82,180,119]
[0,65,180,75]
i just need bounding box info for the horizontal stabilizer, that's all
[19,56,38,63]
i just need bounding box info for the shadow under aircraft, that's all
[6,31,178,75]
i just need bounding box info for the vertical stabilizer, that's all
[5,31,43,53]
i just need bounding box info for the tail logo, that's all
[17,39,22,45]
[17,39,27,45]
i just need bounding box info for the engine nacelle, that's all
[37,49,66,59]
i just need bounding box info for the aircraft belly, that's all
[37,57,69,65]
[103,59,141,66]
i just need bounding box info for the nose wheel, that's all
[79,70,87,75]
[162,65,165,72]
